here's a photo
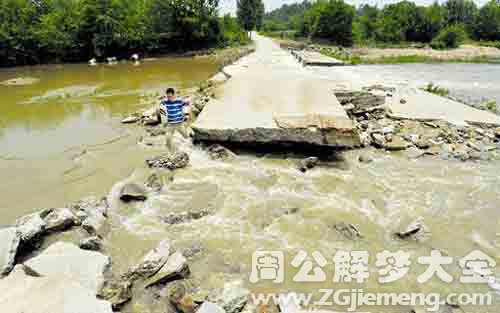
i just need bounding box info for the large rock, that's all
[123,239,171,281]
[43,208,76,232]
[98,276,132,310]
[298,157,319,173]
[0,265,113,313]
[119,183,148,202]
[16,212,46,244]
[24,242,110,293]
[146,152,190,170]
[0,227,20,275]
[144,251,189,287]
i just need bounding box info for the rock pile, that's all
[336,87,500,162]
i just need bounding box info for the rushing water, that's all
[1,61,500,313]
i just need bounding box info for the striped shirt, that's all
[162,97,186,125]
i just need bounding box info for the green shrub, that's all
[430,24,466,49]
[423,82,450,97]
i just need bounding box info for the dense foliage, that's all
[263,0,500,48]
[0,0,249,66]
[236,0,264,32]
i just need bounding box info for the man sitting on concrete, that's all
[160,88,192,152]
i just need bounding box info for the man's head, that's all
[166,88,175,101]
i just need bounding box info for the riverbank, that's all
[273,37,500,64]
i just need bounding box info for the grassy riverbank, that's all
[270,35,500,65]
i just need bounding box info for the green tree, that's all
[237,0,264,32]
[444,0,478,34]
[474,0,500,41]
[311,0,355,46]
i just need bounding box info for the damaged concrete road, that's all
[192,35,360,148]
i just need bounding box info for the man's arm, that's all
[182,96,192,106]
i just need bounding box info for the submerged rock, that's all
[146,152,190,170]
[207,144,236,160]
[334,222,362,240]
[160,208,211,225]
[144,251,190,287]
[79,236,103,251]
[43,208,76,232]
[298,157,319,172]
[119,183,148,202]
[24,242,110,293]
[395,221,425,240]
[145,173,164,192]
[0,227,21,275]
[358,152,374,163]
[0,265,113,313]
[123,239,171,281]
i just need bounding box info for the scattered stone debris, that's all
[119,183,148,202]
[181,244,204,258]
[160,208,211,225]
[146,152,190,170]
[207,144,236,160]
[298,157,319,172]
[334,222,362,240]
[80,236,103,251]
[144,251,190,287]
[340,86,500,161]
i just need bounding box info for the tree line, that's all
[262,0,500,48]
[0,0,250,67]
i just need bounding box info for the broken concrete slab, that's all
[388,89,500,126]
[24,241,110,293]
[0,265,113,313]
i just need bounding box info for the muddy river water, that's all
[1,60,499,313]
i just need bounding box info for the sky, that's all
[219,0,490,14]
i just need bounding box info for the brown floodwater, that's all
[0,57,218,223]
[1,56,500,313]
